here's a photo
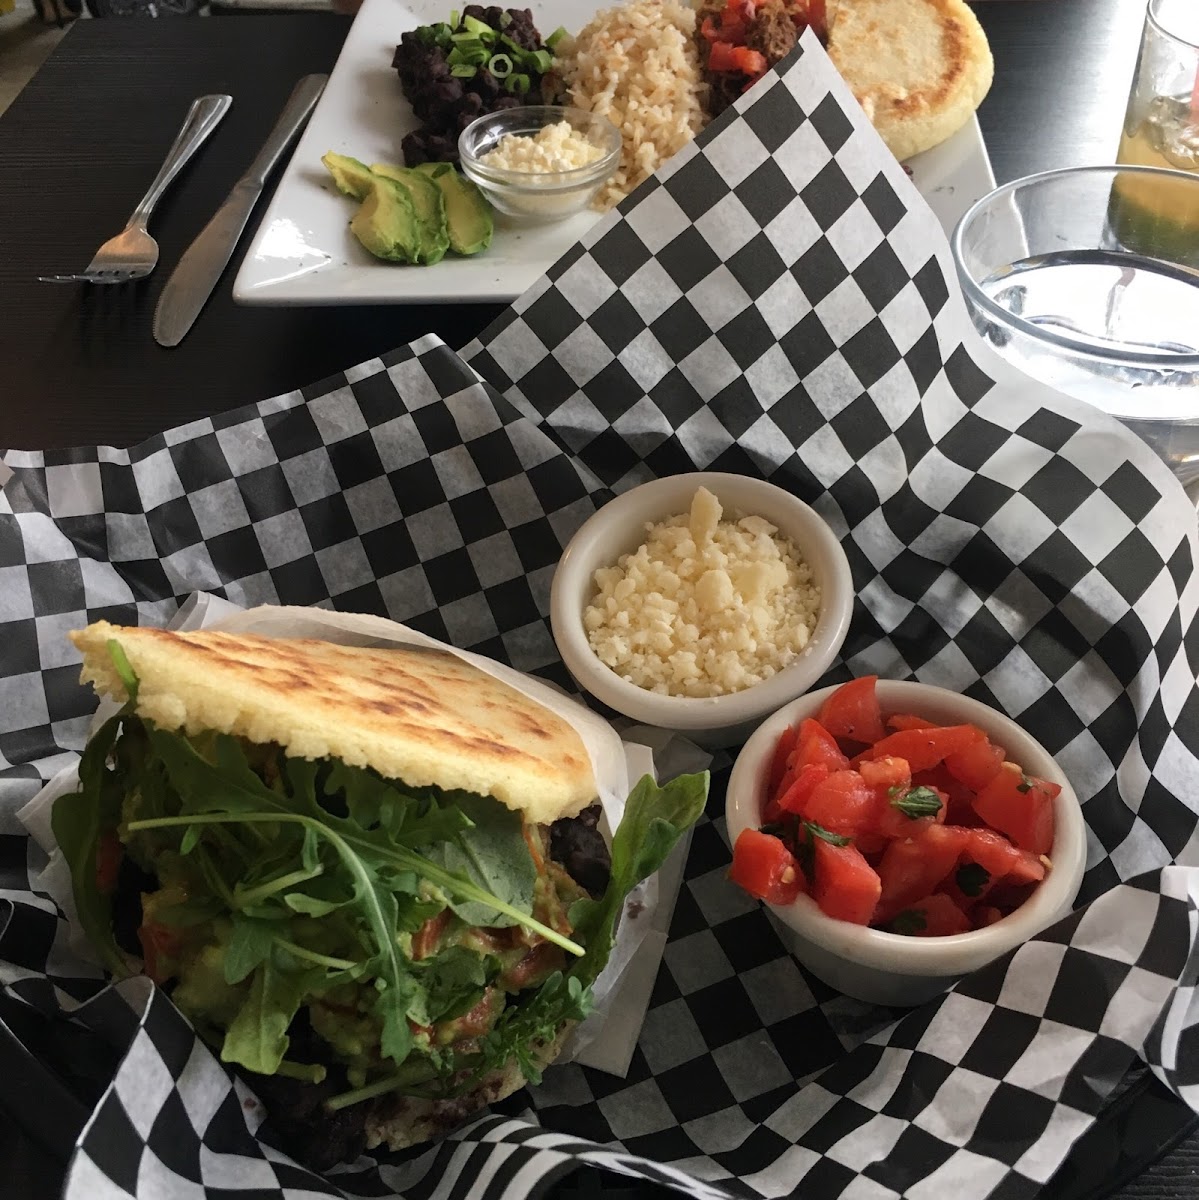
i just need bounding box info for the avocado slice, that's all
[369,163,450,265]
[321,151,377,202]
[415,164,494,257]
[348,179,423,264]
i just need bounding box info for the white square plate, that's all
[233,0,997,307]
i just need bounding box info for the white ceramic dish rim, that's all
[725,680,1088,976]
[550,473,854,731]
[233,0,998,306]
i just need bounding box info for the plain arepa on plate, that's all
[826,0,994,160]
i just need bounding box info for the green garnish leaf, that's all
[224,915,277,985]
[955,862,990,898]
[890,786,943,819]
[50,712,131,979]
[802,821,851,847]
[421,792,536,927]
[221,958,320,1076]
[568,773,708,989]
[179,824,201,855]
[891,909,927,935]
[105,639,139,705]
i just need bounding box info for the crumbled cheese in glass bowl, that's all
[459,105,621,220]
[479,120,606,174]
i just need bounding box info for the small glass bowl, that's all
[458,105,621,222]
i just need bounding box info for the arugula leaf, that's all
[568,772,708,989]
[891,787,943,819]
[803,821,852,847]
[480,971,593,1087]
[224,915,278,985]
[50,711,130,978]
[221,958,320,1075]
[423,793,536,927]
[955,862,990,898]
[328,763,472,847]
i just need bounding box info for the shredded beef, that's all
[745,0,799,65]
[550,804,611,897]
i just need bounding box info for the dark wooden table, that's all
[0,0,1149,451]
[2,3,1197,1198]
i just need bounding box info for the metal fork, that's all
[39,94,232,285]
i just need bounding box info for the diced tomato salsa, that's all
[730,676,1061,936]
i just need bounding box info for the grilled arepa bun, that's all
[826,0,994,161]
[70,621,596,825]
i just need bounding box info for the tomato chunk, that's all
[887,713,935,732]
[818,676,885,746]
[858,755,910,792]
[804,0,826,39]
[811,839,881,925]
[972,763,1058,855]
[899,893,971,937]
[803,769,877,837]
[776,762,830,816]
[862,724,986,772]
[945,738,1006,791]
[795,718,849,773]
[875,825,969,921]
[96,830,123,895]
[768,722,800,798]
[730,829,805,905]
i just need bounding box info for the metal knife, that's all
[153,73,328,348]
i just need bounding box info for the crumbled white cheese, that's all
[583,487,822,697]
[479,121,604,173]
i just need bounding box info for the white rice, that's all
[557,0,709,210]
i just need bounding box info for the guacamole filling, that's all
[53,648,708,1170]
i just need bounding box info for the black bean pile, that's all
[393,6,562,167]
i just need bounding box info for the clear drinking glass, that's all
[951,165,1199,499]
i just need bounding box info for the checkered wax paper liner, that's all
[3,27,1199,1200]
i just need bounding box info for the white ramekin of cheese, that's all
[459,105,621,220]
[550,474,854,748]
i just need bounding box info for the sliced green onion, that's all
[526,48,552,73]
[448,8,458,27]
[446,45,464,64]
[545,25,568,50]
[487,52,513,79]
[462,13,491,35]
[450,62,477,77]
[500,32,522,52]
[451,31,482,44]
[499,8,511,25]
[506,72,530,95]
[463,45,489,64]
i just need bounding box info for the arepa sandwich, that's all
[53,622,707,1169]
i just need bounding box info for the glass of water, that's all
[951,164,1199,499]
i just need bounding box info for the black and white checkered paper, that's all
[3,29,1199,1200]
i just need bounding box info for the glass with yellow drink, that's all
[1112,0,1199,265]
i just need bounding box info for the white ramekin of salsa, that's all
[725,676,1087,1006]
